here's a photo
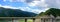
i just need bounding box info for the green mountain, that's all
[39,8,60,17]
[0,7,37,17]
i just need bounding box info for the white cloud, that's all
[31,9,42,14]
[19,7,47,14]
[3,0,26,2]
[20,0,26,2]
[9,0,13,2]
[19,7,49,14]
[3,0,48,8]
[27,0,49,13]
[0,4,1,6]
[28,1,40,6]
[45,0,60,9]
[3,0,6,2]
[0,4,43,14]
[0,4,19,9]
[9,0,26,2]
[28,0,48,8]
[0,4,49,14]
[30,8,49,14]
[19,7,31,11]
[43,8,50,12]
[0,0,50,14]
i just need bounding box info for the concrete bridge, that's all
[0,15,60,22]
[0,17,36,22]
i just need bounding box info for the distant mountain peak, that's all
[0,7,37,17]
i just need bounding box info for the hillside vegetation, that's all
[39,8,60,17]
[0,7,37,17]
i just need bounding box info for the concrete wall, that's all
[35,18,41,22]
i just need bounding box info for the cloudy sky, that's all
[0,0,60,14]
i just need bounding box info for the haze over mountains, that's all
[0,7,37,17]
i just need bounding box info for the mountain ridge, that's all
[0,7,37,17]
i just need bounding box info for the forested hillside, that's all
[39,8,60,17]
[0,7,37,17]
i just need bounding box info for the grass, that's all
[0,19,33,22]
[27,19,33,22]
[19,19,33,22]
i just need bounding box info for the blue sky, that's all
[1,0,60,14]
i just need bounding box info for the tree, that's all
[39,8,60,17]
[38,8,60,22]
[0,7,37,17]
